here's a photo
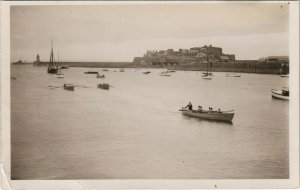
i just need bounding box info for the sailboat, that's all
[47,41,59,74]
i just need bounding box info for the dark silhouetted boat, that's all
[84,71,99,74]
[63,83,74,91]
[97,83,110,90]
[96,74,105,78]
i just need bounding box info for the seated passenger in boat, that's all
[218,109,222,113]
[198,106,203,112]
[185,102,193,110]
[282,90,289,96]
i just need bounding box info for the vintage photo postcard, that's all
[1,1,299,189]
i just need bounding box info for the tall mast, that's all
[49,39,54,67]
[206,46,209,74]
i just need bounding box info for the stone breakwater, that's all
[168,60,288,74]
[28,60,288,75]
[133,60,288,75]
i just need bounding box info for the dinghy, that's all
[97,83,110,90]
[63,83,74,91]
[96,74,105,78]
[271,89,289,100]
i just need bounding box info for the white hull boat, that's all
[201,75,212,80]
[180,108,234,121]
[280,74,289,78]
[271,89,289,100]
[57,74,64,78]
[226,73,241,77]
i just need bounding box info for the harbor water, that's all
[11,65,289,179]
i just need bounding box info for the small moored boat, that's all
[97,83,110,90]
[271,89,289,100]
[160,72,171,76]
[63,83,74,91]
[96,74,105,78]
[226,73,241,77]
[61,65,69,69]
[57,73,64,78]
[84,71,99,74]
[180,108,234,121]
[119,68,125,72]
[201,75,212,80]
[280,74,289,78]
[102,69,109,72]
[202,72,214,76]
[143,71,151,74]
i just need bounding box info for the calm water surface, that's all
[11,65,289,179]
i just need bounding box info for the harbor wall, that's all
[28,60,288,75]
[136,60,288,75]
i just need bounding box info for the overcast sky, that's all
[11,3,289,62]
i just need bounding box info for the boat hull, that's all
[47,67,58,74]
[61,65,69,69]
[63,85,74,91]
[280,74,289,78]
[84,71,99,74]
[201,76,212,80]
[181,110,234,121]
[226,74,241,77]
[271,89,289,100]
[97,84,109,90]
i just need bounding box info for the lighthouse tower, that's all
[36,54,40,62]
[33,53,41,66]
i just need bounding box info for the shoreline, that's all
[11,64,288,75]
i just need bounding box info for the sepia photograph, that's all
[1,1,299,188]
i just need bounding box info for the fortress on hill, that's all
[133,45,236,66]
[132,44,289,75]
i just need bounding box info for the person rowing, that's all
[185,102,193,110]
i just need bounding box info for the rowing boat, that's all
[63,84,74,91]
[96,74,105,78]
[201,75,212,80]
[84,71,99,74]
[160,72,171,76]
[271,89,289,100]
[180,108,234,121]
[98,83,110,90]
